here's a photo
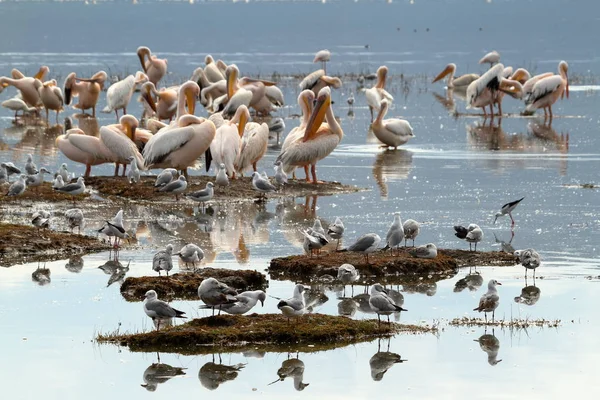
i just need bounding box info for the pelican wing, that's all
[143,125,198,166]
[527,75,562,105]
[299,70,325,91]
[67,134,113,161]
[452,73,479,87]
[100,126,144,168]
[53,86,64,105]
[222,89,252,118]
[383,119,413,137]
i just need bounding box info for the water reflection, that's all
[514,277,541,306]
[372,149,413,199]
[338,297,359,317]
[270,356,309,391]
[369,338,406,381]
[432,87,468,115]
[98,257,130,287]
[474,331,502,366]
[140,354,186,392]
[31,262,51,286]
[454,271,484,293]
[493,230,515,254]
[64,255,83,273]
[403,281,437,296]
[304,285,329,312]
[198,356,246,391]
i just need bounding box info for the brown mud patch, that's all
[268,249,516,283]
[97,313,435,355]
[0,223,110,267]
[0,182,90,203]
[120,268,268,302]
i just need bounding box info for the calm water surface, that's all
[1,1,599,399]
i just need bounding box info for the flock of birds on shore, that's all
[0,48,553,332]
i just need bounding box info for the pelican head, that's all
[559,60,569,99]
[205,54,214,65]
[432,63,456,83]
[134,71,149,85]
[232,105,250,136]
[376,66,389,88]
[141,82,157,112]
[226,64,240,98]
[179,81,200,115]
[298,90,316,118]
[510,68,531,84]
[137,46,151,72]
[305,86,331,138]
[120,115,139,140]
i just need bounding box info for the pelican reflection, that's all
[372,149,413,199]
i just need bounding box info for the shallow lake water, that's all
[1,1,600,399]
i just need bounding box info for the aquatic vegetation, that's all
[448,317,561,328]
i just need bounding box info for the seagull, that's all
[252,171,276,200]
[143,290,186,331]
[26,167,51,190]
[514,248,541,278]
[54,176,85,202]
[277,284,307,321]
[127,155,141,184]
[1,162,21,182]
[56,163,69,182]
[494,197,525,226]
[0,165,6,184]
[184,182,214,211]
[385,213,404,256]
[199,290,266,315]
[175,243,204,270]
[152,244,174,276]
[32,210,51,230]
[52,175,65,189]
[402,219,420,247]
[410,243,437,259]
[369,283,407,325]
[6,174,27,198]
[347,92,355,109]
[215,163,229,187]
[348,233,381,264]
[154,168,178,188]
[327,217,344,250]
[274,161,288,187]
[98,209,127,248]
[25,154,38,175]
[159,175,187,201]
[302,229,329,257]
[197,277,238,315]
[337,264,359,296]
[455,224,483,251]
[473,279,501,323]
[65,208,84,234]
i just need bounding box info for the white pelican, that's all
[1,97,37,119]
[38,79,63,123]
[466,64,504,117]
[103,71,148,120]
[365,66,394,122]
[299,70,342,95]
[372,100,414,149]
[137,46,168,86]
[204,55,225,83]
[510,68,531,85]
[209,105,250,178]
[100,114,145,176]
[55,128,114,176]
[143,81,216,176]
[525,61,569,119]
[0,76,42,107]
[313,49,331,74]
[10,66,49,81]
[140,82,177,122]
[432,63,479,88]
[64,71,107,117]
[224,64,277,117]
[236,121,269,175]
[280,90,315,179]
[277,86,343,184]
[479,51,500,66]
[200,79,227,111]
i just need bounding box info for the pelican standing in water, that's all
[63,71,107,117]
[2,97,37,119]
[372,100,414,149]
[525,61,569,119]
[55,128,114,177]
[140,81,178,122]
[466,64,505,118]
[143,81,216,176]
[280,90,314,179]
[137,46,168,86]
[38,79,64,123]
[103,71,148,120]
[100,114,145,176]
[432,63,479,89]
[208,105,250,178]
[313,49,331,74]
[236,120,269,176]
[277,86,343,183]
[365,66,394,122]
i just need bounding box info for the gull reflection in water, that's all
[454,271,484,293]
[493,230,515,254]
[198,355,246,391]
[474,330,502,366]
[65,255,84,273]
[514,276,541,306]
[372,149,413,199]
[140,353,186,392]
[98,258,130,287]
[31,262,51,286]
[369,338,406,381]
[269,355,309,391]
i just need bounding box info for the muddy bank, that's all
[0,223,110,267]
[268,249,516,283]
[0,182,90,203]
[120,268,268,301]
[97,313,434,355]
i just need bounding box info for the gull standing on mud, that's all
[54,176,85,201]
[455,223,484,251]
[252,171,276,199]
[154,168,178,188]
[369,283,407,325]
[514,248,541,278]
[348,233,381,264]
[473,279,501,322]
[302,229,329,257]
[56,163,69,182]
[402,219,420,247]
[6,174,27,198]
[410,243,438,259]
[215,163,229,187]
[274,161,288,187]
[327,217,345,250]
[199,290,266,315]
[159,175,187,201]
[52,175,64,189]
[26,168,51,191]
[65,208,84,233]
[143,290,186,331]
[198,278,238,315]
[175,243,204,270]
[25,154,38,175]
[338,264,359,297]
[152,244,174,276]
[385,213,404,256]
[494,197,525,227]
[127,156,141,184]
[277,284,307,321]
[185,182,214,211]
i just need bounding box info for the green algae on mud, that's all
[97,313,435,355]
[120,268,268,301]
[0,223,110,267]
[268,249,516,283]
